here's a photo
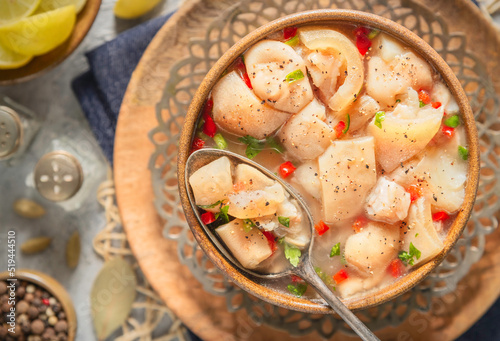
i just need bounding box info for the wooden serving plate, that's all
[114,0,500,339]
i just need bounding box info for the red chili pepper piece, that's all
[279,161,296,178]
[442,125,455,138]
[418,89,431,104]
[191,137,205,152]
[432,101,442,109]
[262,230,277,254]
[233,57,252,89]
[202,98,213,118]
[333,269,349,284]
[242,72,253,89]
[200,211,216,225]
[202,115,217,137]
[283,27,298,40]
[406,184,422,202]
[356,34,371,56]
[388,259,404,278]
[354,27,371,37]
[352,216,368,233]
[432,211,450,221]
[42,298,50,306]
[334,121,346,138]
[291,275,303,283]
[314,220,330,236]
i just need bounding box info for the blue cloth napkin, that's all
[71,9,499,341]
[72,14,173,163]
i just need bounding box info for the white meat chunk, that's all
[402,198,444,266]
[234,164,274,191]
[227,182,285,219]
[343,95,380,132]
[376,33,406,63]
[291,160,322,201]
[344,223,399,276]
[252,215,279,232]
[431,81,459,114]
[212,71,290,139]
[189,157,233,212]
[216,219,272,269]
[365,177,411,223]
[278,99,334,161]
[244,40,313,113]
[298,28,364,113]
[368,88,444,172]
[318,137,377,222]
[305,51,342,104]
[366,53,433,107]
[336,273,387,298]
[411,147,467,213]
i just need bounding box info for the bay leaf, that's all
[21,237,52,254]
[13,199,46,219]
[66,231,80,269]
[90,257,137,341]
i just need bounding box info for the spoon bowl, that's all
[185,148,380,341]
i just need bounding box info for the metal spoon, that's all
[185,148,380,341]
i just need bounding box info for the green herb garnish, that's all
[198,200,222,209]
[238,135,265,159]
[215,205,230,224]
[284,242,301,267]
[396,99,401,103]
[458,145,469,160]
[285,35,299,47]
[398,242,421,266]
[330,242,341,257]
[243,219,255,232]
[266,136,284,154]
[367,29,380,40]
[213,133,228,149]
[419,100,425,108]
[315,267,335,288]
[285,69,305,83]
[444,115,460,128]
[278,216,290,228]
[374,111,385,129]
[343,114,350,134]
[287,283,308,297]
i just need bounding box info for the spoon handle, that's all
[297,260,380,341]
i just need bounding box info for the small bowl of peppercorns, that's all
[0,270,76,341]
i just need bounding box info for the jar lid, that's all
[34,151,83,202]
[0,106,21,159]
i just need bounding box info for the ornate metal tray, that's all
[114,0,500,339]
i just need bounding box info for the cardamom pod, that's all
[13,199,46,219]
[21,237,52,254]
[66,231,80,269]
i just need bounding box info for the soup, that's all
[189,24,469,299]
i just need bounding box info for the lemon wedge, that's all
[114,0,162,19]
[0,43,33,69]
[36,0,87,14]
[0,5,76,56]
[0,0,42,26]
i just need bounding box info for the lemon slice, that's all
[0,5,76,56]
[0,0,42,26]
[0,43,33,69]
[35,0,87,14]
[114,0,162,19]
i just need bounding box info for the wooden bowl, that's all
[177,9,480,313]
[0,0,101,85]
[0,269,77,340]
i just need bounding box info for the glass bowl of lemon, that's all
[0,0,101,84]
